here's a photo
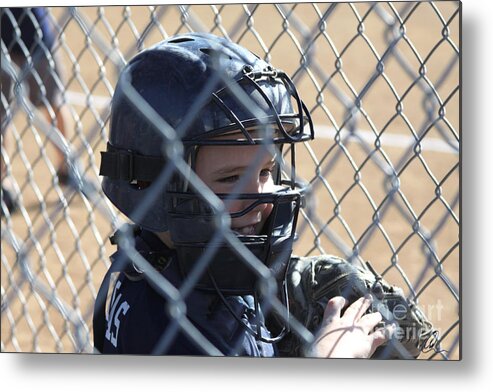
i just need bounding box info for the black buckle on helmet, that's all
[117,150,134,181]
[100,144,134,181]
[100,143,166,182]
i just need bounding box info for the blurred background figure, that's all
[1,7,74,215]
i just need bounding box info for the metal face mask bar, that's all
[166,186,304,294]
[185,65,314,145]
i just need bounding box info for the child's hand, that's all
[307,295,396,358]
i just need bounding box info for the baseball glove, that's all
[270,255,439,358]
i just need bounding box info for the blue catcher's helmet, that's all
[100,32,314,294]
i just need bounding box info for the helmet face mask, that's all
[100,32,314,294]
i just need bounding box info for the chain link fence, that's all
[1,2,460,359]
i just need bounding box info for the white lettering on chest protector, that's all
[105,281,130,348]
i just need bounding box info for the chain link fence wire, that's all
[1,2,460,359]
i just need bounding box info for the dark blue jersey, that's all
[1,7,56,54]
[95,228,276,356]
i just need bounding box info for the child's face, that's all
[195,143,276,235]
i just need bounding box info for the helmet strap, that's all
[207,269,288,344]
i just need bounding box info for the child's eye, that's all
[217,175,239,183]
[260,168,272,178]
[217,167,272,184]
